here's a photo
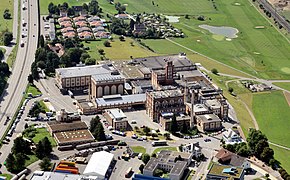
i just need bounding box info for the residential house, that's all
[207,164,245,180]
[60,21,73,28]
[89,21,103,28]
[181,143,202,158]
[88,16,101,22]
[222,128,244,145]
[58,17,71,24]
[92,26,105,33]
[214,149,251,169]
[73,16,86,22]
[63,32,76,38]
[78,31,93,40]
[75,21,88,28]
[61,27,74,33]
[133,23,147,34]
[94,31,110,39]
[115,14,129,19]
[77,27,92,33]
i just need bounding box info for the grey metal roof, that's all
[55,64,112,78]
[91,73,124,82]
[30,171,99,180]
[96,94,146,106]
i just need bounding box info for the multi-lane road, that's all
[0,0,39,169]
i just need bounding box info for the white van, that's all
[138,153,143,159]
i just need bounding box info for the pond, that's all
[199,24,239,38]
[165,16,180,23]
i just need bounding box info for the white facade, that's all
[182,143,202,158]
[223,128,244,145]
[83,151,114,179]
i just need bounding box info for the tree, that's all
[39,35,45,48]
[42,137,52,157]
[185,14,189,19]
[82,3,89,11]
[254,139,269,158]
[247,129,268,153]
[170,114,178,133]
[24,123,29,129]
[98,49,105,55]
[94,123,106,141]
[139,164,145,174]
[163,133,170,140]
[151,153,156,158]
[35,140,44,159]
[90,116,100,132]
[85,58,96,65]
[3,9,11,19]
[3,32,13,46]
[180,120,188,134]
[88,0,99,15]
[228,87,234,94]
[6,153,15,172]
[211,68,219,75]
[80,53,90,63]
[142,126,150,135]
[67,7,75,16]
[28,74,34,84]
[153,168,163,177]
[119,36,125,41]
[48,2,56,14]
[39,157,52,171]
[142,153,150,164]
[260,147,274,164]
[12,137,31,155]
[15,153,25,172]
[0,49,4,60]
[103,40,111,47]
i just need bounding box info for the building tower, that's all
[165,61,174,84]
[190,90,196,127]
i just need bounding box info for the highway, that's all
[0,0,39,172]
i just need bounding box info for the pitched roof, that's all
[215,148,233,162]
[215,148,247,167]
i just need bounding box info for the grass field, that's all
[270,145,290,173]
[273,82,290,92]
[39,0,89,14]
[152,147,177,154]
[131,146,146,154]
[83,38,156,61]
[0,174,12,180]
[32,128,57,147]
[25,154,39,167]
[25,84,42,98]
[0,0,13,32]
[253,91,290,147]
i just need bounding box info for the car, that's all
[131,134,138,139]
[204,138,211,142]
[137,137,143,141]
[117,141,127,146]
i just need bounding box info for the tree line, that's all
[89,116,106,141]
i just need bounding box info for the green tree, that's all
[3,32,13,46]
[143,126,150,135]
[12,137,31,155]
[103,40,111,47]
[85,58,96,65]
[139,164,145,174]
[142,153,150,164]
[170,114,178,133]
[6,153,15,172]
[39,35,45,48]
[228,87,234,94]
[0,49,4,60]
[88,0,99,15]
[153,168,163,177]
[98,49,105,55]
[260,147,274,164]
[15,153,25,172]
[80,53,90,63]
[90,116,100,132]
[3,9,12,19]
[39,157,52,171]
[247,129,268,153]
[94,123,106,141]
[42,137,52,157]
[67,7,75,16]
[119,36,125,41]
[211,68,219,75]
[82,3,89,11]
[163,133,170,140]
[254,139,269,158]
[35,141,44,159]
[180,120,188,134]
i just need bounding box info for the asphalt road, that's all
[0,0,39,139]
[0,0,39,174]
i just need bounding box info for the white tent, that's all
[83,151,114,179]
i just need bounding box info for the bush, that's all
[228,87,234,93]
[211,68,219,75]
[103,40,111,47]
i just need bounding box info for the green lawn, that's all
[273,82,290,92]
[83,38,156,61]
[25,84,42,98]
[270,145,290,173]
[0,174,13,180]
[100,0,215,15]
[32,128,57,147]
[39,0,89,14]
[25,154,39,167]
[152,146,177,154]
[253,91,290,147]
[170,0,290,80]
[39,100,50,112]
[0,0,13,32]
[131,146,146,154]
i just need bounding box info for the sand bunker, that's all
[165,16,180,23]
[255,26,265,29]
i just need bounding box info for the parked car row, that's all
[112,130,126,137]
[183,134,203,139]
[131,134,147,141]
